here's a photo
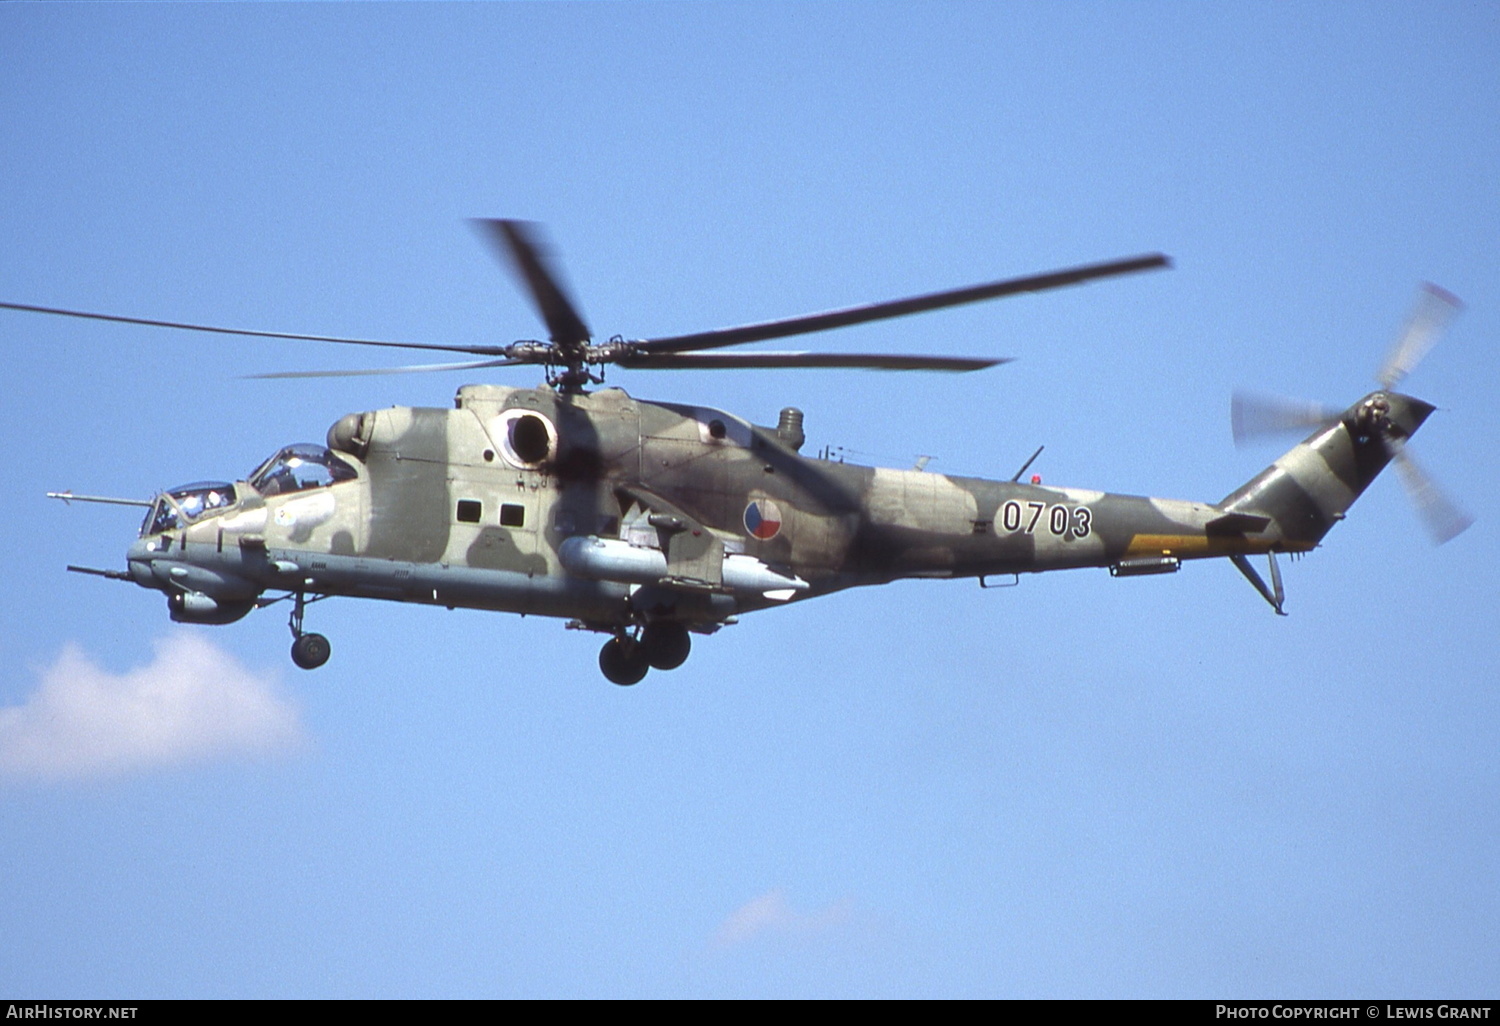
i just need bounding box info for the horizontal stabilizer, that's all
[1206,511,1272,534]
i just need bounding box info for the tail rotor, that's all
[1230,391,1342,447]
[1385,437,1473,545]
[1230,282,1471,545]
[1378,282,1464,391]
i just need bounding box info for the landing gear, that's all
[597,622,692,684]
[640,623,691,670]
[291,631,331,670]
[599,635,650,686]
[287,591,331,670]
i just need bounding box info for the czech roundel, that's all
[743,498,783,540]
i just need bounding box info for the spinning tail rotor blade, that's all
[471,219,591,346]
[1231,391,1343,446]
[1386,439,1473,545]
[1379,283,1463,390]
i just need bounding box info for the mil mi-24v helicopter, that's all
[5,220,1470,684]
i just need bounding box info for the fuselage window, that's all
[500,503,526,528]
[456,500,483,524]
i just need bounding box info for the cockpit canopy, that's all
[139,445,359,538]
[248,444,358,498]
[143,481,237,536]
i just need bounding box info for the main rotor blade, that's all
[471,219,591,345]
[246,357,524,379]
[634,253,1170,355]
[1231,391,1342,446]
[1378,282,1462,390]
[616,350,1009,372]
[1388,441,1473,545]
[0,300,511,357]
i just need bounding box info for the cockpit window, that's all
[144,481,237,536]
[248,444,357,498]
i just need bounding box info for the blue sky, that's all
[1,2,1496,998]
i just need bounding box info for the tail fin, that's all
[1218,391,1434,549]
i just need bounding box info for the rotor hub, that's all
[1355,393,1392,435]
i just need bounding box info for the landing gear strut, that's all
[288,592,331,670]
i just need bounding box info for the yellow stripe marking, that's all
[1124,534,1273,557]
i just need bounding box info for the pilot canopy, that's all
[248,443,357,498]
[139,445,358,538]
[141,481,237,536]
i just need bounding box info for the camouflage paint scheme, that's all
[125,382,1433,642]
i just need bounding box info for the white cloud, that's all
[710,888,854,951]
[0,633,306,781]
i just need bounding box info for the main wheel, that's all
[640,623,691,671]
[599,637,649,686]
[291,632,331,670]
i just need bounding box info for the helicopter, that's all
[6,220,1470,685]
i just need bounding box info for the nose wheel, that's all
[288,591,331,670]
[291,631,331,670]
